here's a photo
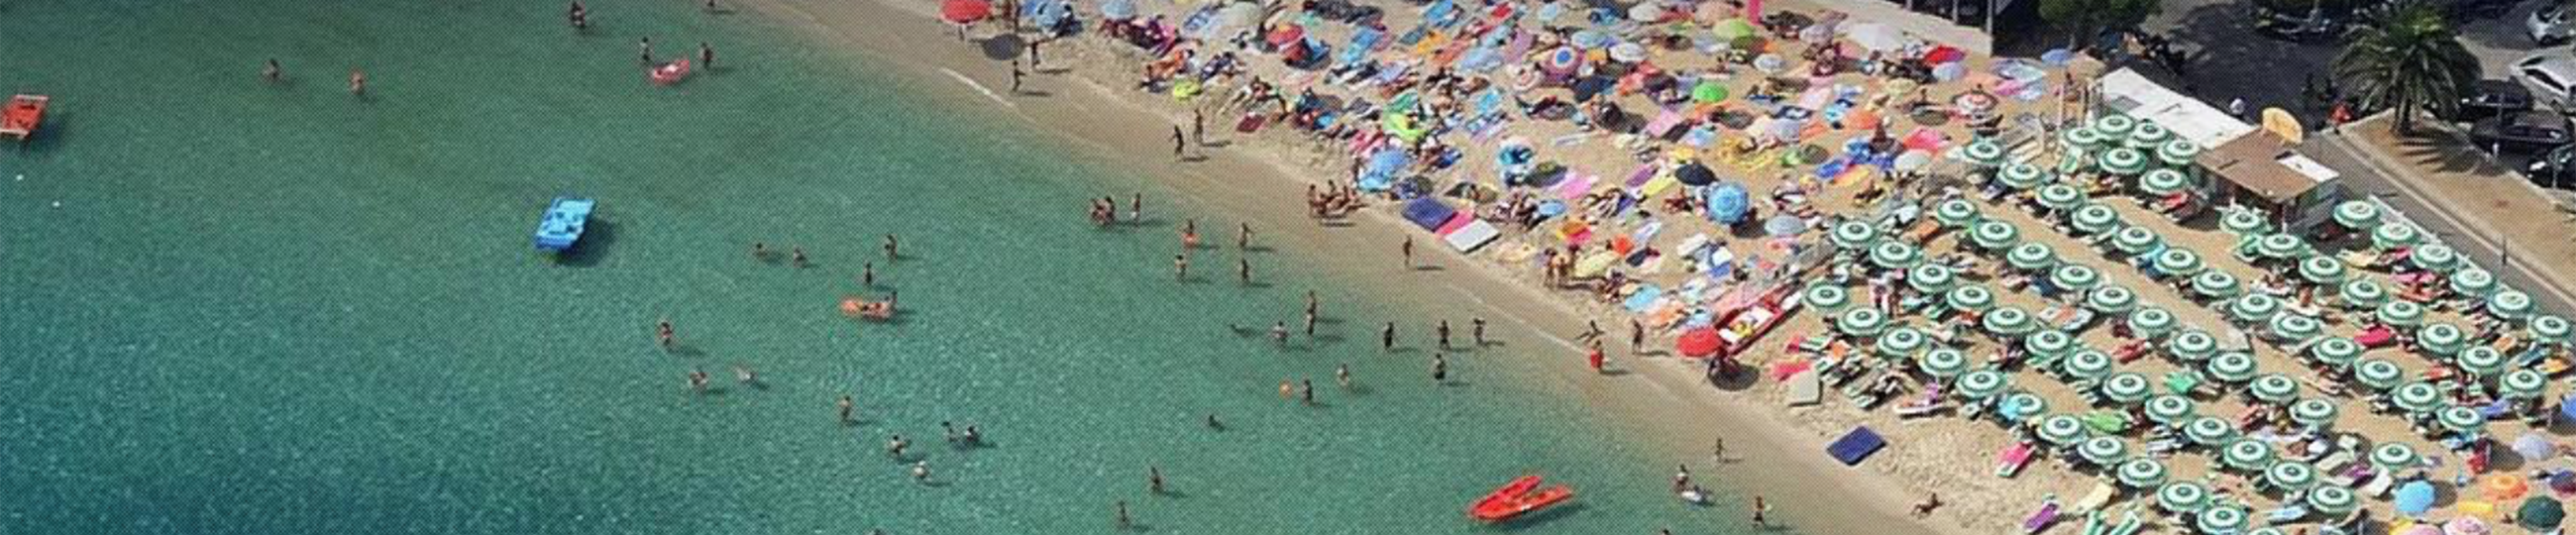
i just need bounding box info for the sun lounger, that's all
[2023,496,2062,533]
[1996,442,2035,478]
[2074,482,2116,513]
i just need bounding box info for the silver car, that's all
[2534,5,2574,45]
[2514,53,2576,109]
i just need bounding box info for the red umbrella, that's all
[1676,328,1723,359]
[1922,46,1966,65]
[941,0,992,24]
[1265,24,1305,49]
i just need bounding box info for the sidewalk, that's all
[2306,112,2576,318]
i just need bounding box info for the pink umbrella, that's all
[2402,526,2442,535]
[2445,516,2491,535]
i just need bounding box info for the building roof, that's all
[2199,132,2336,203]
[2097,68,2256,149]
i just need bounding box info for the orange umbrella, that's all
[941,0,992,23]
[2489,474,2531,501]
[1676,328,1723,359]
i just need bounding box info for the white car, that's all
[2513,54,2576,109]
[2534,5,2574,45]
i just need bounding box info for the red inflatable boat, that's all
[649,58,692,85]
[1,94,47,143]
[1469,476,1573,522]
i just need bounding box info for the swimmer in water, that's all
[1148,466,1165,494]
[1381,322,1396,352]
[1432,353,1449,382]
[862,262,876,287]
[1237,223,1252,250]
[349,69,366,96]
[1437,320,1451,349]
[1472,318,1487,346]
[1236,258,1251,284]
[961,425,981,445]
[1270,322,1288,345]
[657,318,675,349]
[688,369,709,392]
[883,234,899,261]
[942,421,959,444]
[1279,379,1294,399]
[732,365,756,384]
[1181,219,1200,249]
[887,435,909,458]
[1174,255,1189,281]
[1300,379,1314,404]
[1128,192,1141,221]
[791,247,807,268]
[911,461,931,482]
[837,395,855,425]
[264,58,281,82]
[1336,363,1350,388]
[752,242,768,261]
[1116,500,1131,530]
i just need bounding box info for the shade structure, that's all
[2502,369,2549,398]
[2223,210,2269,236]
[1831,220,1879,251]
[2110,226,2161,256]
[2158,139,2200,167]
[2187,416,2236,446]
[2291,397,2339,429]
[2355,359,2406,389]
[2533,315,2572,346]
[2393,381,2444,413]
[2440,405,2487,436]
[2024,330,2077,358]
[2065,349,2116,380]
[2093,114,2137,139]
[1803,283,1852,313]
[2451,268,2498,297]
[1870,241,1922,269]
[2192,271,2242,300]
[2006,243,2057,271]
[2490,290,2536,321]
[2308,485,2359,516]
[1876,327,1929,358]
[2038,413,2088,445]
[2037,184,2086,211]
[1959,139,2006,167]
[2128,306,2178,339]
[2418,323,2467,357]
[1984,307,2037,337]
[1957,369,2009,399]
[2335,200,2381,229]
[2116,458,2168,488]
[2139,167,2192,195]
[2198,506,2249,535]
[2206,352,2259,383]
[2269,313,2323,344]
[2250,374,2302,404]
[2079,436,2130,466]
[1933,198,1980,228]
[2491,475,2535,502]
[2153,249,2204,277]
[2101,373,2153,404]
[2000,392,2048,421]
[1970,220,2020,250]
[2169,330,2219,362]
[2070,204,2121,235]
[2098,147,2149,175]
[2255,234,2307,261]
[2378,300,2426,329]
[1907,264,1958,294]
[2340,279,2390,309]
[1836,307,1888,338]
[2051,265,2102,293]
[2158,481,2210,513]
[2145,394,2195,425]
[1997,161,2048,189]
[2223,438,2276,471]
[2457,346,2507,377]
[2229,293,2283,324]
[2309,337,2363,369]
[2372,442,2419,469]
[2063,125,2106,153]
[2299,257,2348,285]
[1946,284,1995,312]
[1918,348,1970,378]
[2374,221,2424,250]
[2128,121,2173,149]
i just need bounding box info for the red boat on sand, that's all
[1,94,48,143]
[1469,475,1573,522]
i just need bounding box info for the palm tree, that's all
[2331,0,2479,135]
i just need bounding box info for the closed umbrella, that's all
[2111,226,2162,256]
[2375,221,2424,250]
[2265,461,2318,491]
[2187,416,2236,446]
[2038,184,2086,211]
[2169,330,2219,362]
[2292,397,2339,429]
[1971,220,2020,250]
[2355,359,2406,390]
[1919,348,1970,378]
[2520,496,2565,531]
[2207,352,2259,383]
[2256,234,2307,261]
[2080,436,2130,466]
[2158,481,2210,513]
[1877,327,1929,358]
[2038,413,2089,445]
[2193,271,2243,300]
[1958,139,2006,167]
[2419,323,2467,357]
[2071,204,2121,235]
[2457,346,2507,377]
[2379,300,2426,329]
[1837,308,1888,338]
[2139,167,2193,195]
[2308,485,2359,516]
[2503,369,2548,399]
[2128,306,2178,339]
[2300,257,2349,285]
[2230,294,2283,324]
[2025,330,2077,358]
[2335,200,2381,229]
[1998,162,2049,189]
[2452,268,2498,297]
[2158,139,2201,167]
[2102,373,2153,404]
[2394,381,2444,413]
[1803,283,1852,313]
[2250,374,2302,404]
[2440,405,2487,437]
[2117,458,2168,488]
[2154,249,2205,277]
[2374,442,2421,470]
[2098,147,2149,175]
[2415,244,2462,272]
[1957,369,2009,399]
[2270,313,2323,344]
[2490,290,2535,321]
[1933,198,1980,228]
[2198,506,2251,535]
[2341,278,2390,309]
[2223,438,2276,471]
[1946,284,1995,312]
[2052,265,2102,293]
[1831,220,1878,251]
[2007,243,2057,271]
[2223,210,2270,236]
[1871,241,1922,269]
[2065,348,2116,380]
[1985,307,2037,337]
[1907,264,1958,293]
[2309,337,2363,369]
[2145,394,2196,425]
[2087,286,2139,314]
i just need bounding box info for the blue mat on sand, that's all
[1827,427,1885,466]
[1403,197,1456,231]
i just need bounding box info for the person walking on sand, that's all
[1025,40,1041,66]
[1009,62,1024,94]
[1148,466,1165,494]
[882,234,899,261]
[1472,318,1487,347]
[1336,363,1350,388]
[349,69,367,96]
[264,58,281,82]
[1128,193,1141,222]
[1170,125,1187,159]
[1400,237,1415,268]
[837,394,856,425]
[1381,322,1396,352]
[657,318,676,349]
[1173,255,1189,281]
[1586,340,1606,373]
[1579,320,1604,342]
[1751,495,1769,526]
[1629,319,1645,354]
[1712,438,1726,461]
[1437,320,1451,350]
[639,37,654,65]
[1191,109,1206,147]
[1911,492,1941,517]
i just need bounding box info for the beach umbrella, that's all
[1571,30,1615,50]
[2158,139,2200,167]
[1958,370,2009,399]
[1958,139,2005,167]
[1711,17,1760,45]
[2038,184,2086,211]
[2065,348,2116,381]
[2229,294,2284,325]
[2139,168,2193,196]
[2452,268,2498,297]
[1689,80,1730,104]
[2256,234,2307,261]
[2379,300,2426,329]
[2446,517,2492,535]
[2356,359,2406,390]
[2335,200,2381,229]
[1843,22,1906,52]
[2207,352,2259,383]
[2266,461,2319,492]
[2341,279,2391,309]
[2193,271,2243,300]
[2052,265,2102,293]
[1802,283,1852,313]
[2503,369,2549,399]
[2128,306,2178,339]
[2158,481,2210,513]
[1677,327,1723,359]
[2419,323,2467,357]
[2223,210,2270,236]
[2374,442,2421,470]
[2310,337,2363,369]
[1877,327,1929,358]
[1985,307,2037,338]
[2102,373,2153,404]
[1946,284,1995,313]
[2007,243,2057,271]
[2093,114,2137,139]
[2490,289,2535,321]
[2415,244,2462,272]
[1918,348,1969,378]
[1933,198,1980,228]
[2457,346,2507,377]
[2300,257,2349,285]
[2000,392,2048,421]
[2187,416,2236,446]
[2518,433,2559,461]
[1836,308,1888,338]
[1542,47,1582,74]
[2111,226,2162,256]
[940,0,993,23]
[2394,381,2444,413]
[2154,248,2205,277]
[1907,265,1958,294]
[2288,397,2340,431]
[2117,458,2168,488]
[2396,480,2437,516]
[2308,485,2359,516]
[2071,204,2121,235]
[2533,315,2572,346]
[2038,413,2089,445]
[2223,438,2276,471]
[2086,286,2139,315]
[2098,147,2149,175]
[2440,405,2487,436]
[1830,220,1878,251]
[2169,330,2219,362]
[1608,42,1649,63]
[1098,0,1135,19]
[2080,436,2130,466]
[2145,394,2196,425]
[2128,121,2173,150]
[1998,162,2048,189]
[2251,374,2302,404]
[1870,241,1922,270]
[2522,496,2565,531]
[2196,506,2250,535]
[2375,222,2424,250]
[2270,313,2323,344]
[2026,330,2077,359]
[1970,220,2020,250]
[2064,126,2107,154]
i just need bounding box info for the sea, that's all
[0,1,1776,533]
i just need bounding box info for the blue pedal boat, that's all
[533,196,594,253]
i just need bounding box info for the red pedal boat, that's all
[1469,475,1573,522]
[1,94,47,143]
[649,58,693,85]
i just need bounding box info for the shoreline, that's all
[731,0,1998,533]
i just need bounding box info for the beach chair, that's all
[2073,482,2116,513]
[2022,495,2062,534]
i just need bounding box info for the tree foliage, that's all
[2039,0,2164,48]
[2332,0,2479,135]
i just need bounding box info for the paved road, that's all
[2093,0,2553,128]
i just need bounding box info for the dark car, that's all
[2452,79,2535,120]
[2526,145,2576,190]
[2441,0,2521,22]
[2471,114,2574,154]
[2254,7,2346,43]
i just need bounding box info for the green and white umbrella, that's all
[1919,348,1970,378]
[2439,405,2486,437]
[2187,416,2237,446]
[2394,382,2444,413]
[2038,184,2087,212]
[2128,306,2178,339]
[2207,352,2259,383]
[2198,507,2250,535]
[1803,283,1852,313]
[2502,369,2548,399]
[2064,125,2107,153]
[2451,268,2497,297]
[2158,139,2201,167]
[2000,392,2047,420]
[2080,436,2130,466]
[2223,210,2270,236]
[2292,397,2339,429]
[2038,414,2089,445]
[2309,337,2363,369]
[1971,220,2020,250]
[2026,330,2078,358]
[2007,243,2057,271]
[2418,323,2467,357]
[2256,234,2307,261]
[2373,222,2423,250]
[2334,200,2381,229]
[2299,257,2348,285]
[1959,139,2006,167]
[1958,370,2010,399]
[2355,359,2407,390]
[2066,348,2117,380]
[2071,204,2121,235]
[1877,327,1930,358]
[2371,442,2419,469]
[2102,373,2153,404]
[2093,114,2137,139]
[1870,241,1923,269]
[2269,314,2323,344]
[2265,461,2318,492]
[2250,374,2302,404]
[1831,220,1879,251]
[2340,279,2390,309]
[2117,458,2169,488]
[2169,330,2219,362]
[2308,485,2359,516]
[2223,438,2277,471]
[1985,307,2038,338]
[1837,308,1888,338]
[2052,265,2103,293]
[2087,286,2139,314]
[2457,346,2507,377]
[2111,226,2162,256]
[2378,300,2426,329]
[2229,293,2283,324]
[2532,315,2572,346]
[2139,167,2193,195]
[2193,271,2243,300]
[2415,243,2463,272]
[2145,394,2196,425]
[2490,289,2535,321]
[2099,147,2149,175]
[1908,264,1959,294]
[2154,248,2205,277]
[2158,481,2211,513]
[1933,198,1980,228]
[2128,121,2173,150]
[1999,161,2049,189]
[1947,284,1996,312]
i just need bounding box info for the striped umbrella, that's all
[1907,264,1958,294]
[2490,289,2535,321]
[2206,352,2259,382]
[2099,147,2149,175]
[2339,279,2390,309]
[1803,283,1852,313]
[1870,241,1922,269]
[2308,485,2358,516]
[2372,442,2420,470]
[2440,405,2487,437]
[2269,314,2323,344]
[1984,307,2037,338]
[2373,222,2423,250]
[2063,125,2106,153]
[1971,220,2020,250]
[2093,114,2137,139]
[2000,392,2048,421]
[2111,226,2162,256]
[1877,327,1930,358]
[1919,348,1970,378]
[2154,248,2205,277]
[2007,243,2057,271]
[2415,244,2462,272]
[2502,369,2548,398]
[2309,337,2363,369]
[2355,359,2407,390]
[1959,139,2006,167]
[2418,323,2467,357]
[2223,438,2277,471]
[2065,349,2116,380]
[2457,346,2507,377]
[2249,528,2287,535]
[2128,121,2173,150]
[1933,198,1980,228]
[2025,330,2077,358]
[2394,381,2444,413]
[2087,286,2139,314]
[2038,184,2087,211]
[2038,413,2089,445]
[2531,315,2571,346]
[2256,234,2307,261]
[2117,458,2169,488]
[2081,436,2131,466]
[2229,293,2283,324]
[1998,162,2049,189]
[2193,271,2243,300]
[2265,461,2319,492]
[2223,210,2270,236]
[2128,306,2178,339]
[2102,373,2153,404]
[2145,394,2196,425]
[2187,416,2237,446]
[2292,397,2339,429]
[2451,268,2497,297]
[2198,507,2250,535]
[2334,200,2381,229]
[2158,139,2201,167]
[2299,257,2348,285]
[1946,284,1995,312]
[2139,168,2193,197]
[2377,300,2426,329]
[1837,308,1887,338]
[2169,330,2219,362]
[2159,481,2211,513]
[1958,369,2009,399]
[2071,204,2121,235]
[2052,265,2103,293]
[2251,374,2303,404]
[1831,220,1880,252]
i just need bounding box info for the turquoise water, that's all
[0,1,1765,533]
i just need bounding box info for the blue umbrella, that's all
[2396,481,2436,516]
[1572,29,1615,50]
[1708,183,1751,225]
[1765,215,1806,237]
[2041,49,2076,66]
[1099,0,1135,20]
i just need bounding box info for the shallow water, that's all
[0,1,1777,533]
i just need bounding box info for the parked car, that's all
[2451,79,2534,120]
[2254,6,2347,43]
[2471,114,2574,154]
[2512,53,2576,108]
[2534,4,2575,44]
[2527,145,2576,190]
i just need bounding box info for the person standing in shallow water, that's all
[1235,258,1251,284]
[1472,318,1487,346]
[1115,500,1131,530]
[1437,320,1451,349]
[1432,353,1449,382]
[639,37,653,65]
[1380,322,1396,352]
[1173,255,1189,281]
[837,395,855,425]
[1170,125,1186,158]
[698,43,714,70]
[1400,237,1415,268]
[263,59,281,82]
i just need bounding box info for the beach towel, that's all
[1624,284,1664,313]
[1785,369,1822,405]
[1827,427,1886,466]
[1339,28,1384,66]
[1552,173,1595,200]
[1443,219,1501,253]
[1402,197,1456,231]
